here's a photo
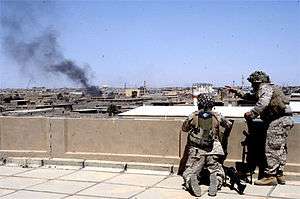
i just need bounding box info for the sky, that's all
[0,0,299,88]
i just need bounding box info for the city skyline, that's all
[0,1,299,88]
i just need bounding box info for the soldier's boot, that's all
[208,174,218,197]
[237,183,246,194]
[276,172,286,185]
[254,176,277,186]
[190,174,201,197]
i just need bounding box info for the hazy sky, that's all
[0,0,299,88]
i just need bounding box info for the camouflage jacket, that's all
[182,110,232,155]
[237,83,292,121]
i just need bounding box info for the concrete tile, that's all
[1,190,67,199]
[0,166,32,176]
[133,187,195,199]
[42,165,81,170]
[0,188,16,197]
[0,176,47,189]
[271,184,300,199]
[200,192,266,199]
[286,180,300,186]
[29,180,95,194]
[219,184,273,197]
[59,170,119,182]
[105,173,166,187]
[15,168,75,179]
[126,169,170,176]
[66,196,110,199]
[82,167,122,173]
[155,175,184,190]
[78,183,145,198]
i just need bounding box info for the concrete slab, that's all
[84,160,125,169]
[81,166,122,173]
[126,162,173,172]
[126,169,170,176]
[0,190,67,199]
[271,184,300,199]
[0,176,47,189]
[15,168,75,179]
[0,189,15,197]
[6,157,43,168]
[44,158,85,167]
[200,192,267,199]
[286,180,300,186]
[219,184,273,197]
[0,165,298,199]
[66,196,110,199]
[59,170,120,182]
[28,180,95,194]
[0,166,32,176]
[134,187,195,199]
[78,183,145,198]
[154,175,184,190]
[42,165,82,170]
[105,173,166,187]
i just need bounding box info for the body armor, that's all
[260,85,290,121]
[188,111,215,151]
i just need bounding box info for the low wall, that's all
[0,117,299,171]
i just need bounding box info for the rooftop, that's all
[0,165,299,199]
[119,102,300,118]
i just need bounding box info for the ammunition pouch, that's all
[188,130,213,151]
[262,85,291,121]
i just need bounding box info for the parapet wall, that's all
[0,117,299,170]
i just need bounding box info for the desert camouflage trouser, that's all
[182,146,225,188]
[265,116,294,175]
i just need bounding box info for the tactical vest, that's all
[188,111,219,151]
[261,85,289,121]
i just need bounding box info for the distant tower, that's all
[241,75,245,89]
[142,81,147,95]
[124,83,127,89]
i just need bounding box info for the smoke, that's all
[49,60,89,88]
[0,1,95,90]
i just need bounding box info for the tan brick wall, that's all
[0,117,299,170]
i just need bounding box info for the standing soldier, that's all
[228,71,294,185]
[182,93,232,197]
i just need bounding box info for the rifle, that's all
[224,166,246,194]
[235,130,254,184]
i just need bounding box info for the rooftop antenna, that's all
[242,75,245,89]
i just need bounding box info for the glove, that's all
[225,86,238,94]
[244,111,254,120]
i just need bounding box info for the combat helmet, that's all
[247,71,270,83]
[197,93,215,110]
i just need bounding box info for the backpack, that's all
[188,110,219,150]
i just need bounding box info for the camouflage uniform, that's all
[239,83,294,176]
[182,111,231,192]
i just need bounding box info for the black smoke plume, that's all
[0,1,100,95]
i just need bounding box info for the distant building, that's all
[291,93,300,102]
[125,88,140,98]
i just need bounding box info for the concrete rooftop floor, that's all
[0,165,299,199]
